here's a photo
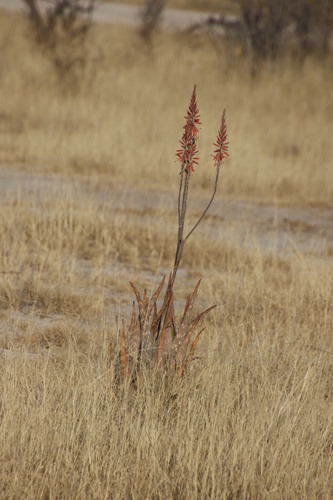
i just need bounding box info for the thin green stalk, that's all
[172,169,190,286]
[178,161,185,228]
[184,162,221,243]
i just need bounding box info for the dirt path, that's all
[1,166,332,356]
[1,167,332,258]
[0,0,224,29]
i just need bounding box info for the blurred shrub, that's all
[238,0,333,61]
[239,0,289,60]
[139,0,168,43]
[22,0,94,78]
[289,0,333,56]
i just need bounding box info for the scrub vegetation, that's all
[0,6,332,499]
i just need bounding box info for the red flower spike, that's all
[176,85,201,173]
[213,109,229,166]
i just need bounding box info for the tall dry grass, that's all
[1,171,332,498]
[1,249,332,497]
[0,9,332,206]
[0,7,333,499]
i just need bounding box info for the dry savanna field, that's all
[0,4,333,499]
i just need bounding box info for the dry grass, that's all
[0,7,333,499]
[1,9,333,206]
[1,196,332,497]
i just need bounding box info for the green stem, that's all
[184,162,220,243]
[178,162,185,228]
[172,169,190,287]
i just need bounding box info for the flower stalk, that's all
[172,92,229,286]
[184,109,229,242]
[172,85,201,286]
[112,86,229,386]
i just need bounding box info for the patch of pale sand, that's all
[0,165,331,355]
[1,166,332,256]
[0,0,233,31]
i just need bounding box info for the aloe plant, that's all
[112,86,229,385]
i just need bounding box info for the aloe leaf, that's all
[157,292,175,364]
[146,275,166,319]
[177,327,205,376]
[174,304,216,362]
[180,279,201,327]
[173,280,202,349]
[130,281,143,313]
[151,286,173,341]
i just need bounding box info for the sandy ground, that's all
[0,0,226,29]
[1,165,332,359]
[1,167,332,258]
[0,2,332,360]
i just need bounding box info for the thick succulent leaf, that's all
[153,302,158,329]
[146,275,166,319]
[130,282,152,352]
[180,279,201,329]
[157,291,175,363]
[130,282,144,317]
[151,285,174,342]
[181,295,191,324]
[115,278,216,383]
[131,280,163,331]
[177,328,205,376]
[172,280,202,351]
[189,304,216,327]
[143,288,148,312]
[174,304,216,362]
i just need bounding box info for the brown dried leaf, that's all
[146,275,166,319]
[130,281,143,313]
[143,288,148,311]
[151,286,174,341]
[177,327,205,377]
[174,304,216,363]
[153,302,158,328]
[172,280,202,351]
[180,279,201,328]
[157,291,175,363]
